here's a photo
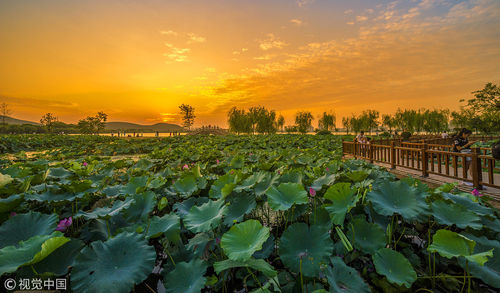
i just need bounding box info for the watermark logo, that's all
[2,277,67,291]
[4,278,16,290]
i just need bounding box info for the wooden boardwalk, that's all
[368,159,500,200]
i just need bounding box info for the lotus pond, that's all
[0,134,499,293]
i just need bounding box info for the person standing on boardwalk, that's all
[452,128,476,186]
[356,131,367,144]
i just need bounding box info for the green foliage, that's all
[72,232,156,293]
[221,220,270,261]
[373,248,417,287]
[1,134,499,291]
[452,83,500,133]
[295,111,314,133]
[77,111,108,134]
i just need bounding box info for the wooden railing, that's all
[342,140,500,190]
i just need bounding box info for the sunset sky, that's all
[0,0,499,127]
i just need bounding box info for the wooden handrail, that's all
[342,140,498,190]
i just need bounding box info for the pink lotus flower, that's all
[471,189,483,197]
[326,167,330,172]
[182,164,189,170]
[82,162,88,167]
[249,153,253,156]
[56,217,72,232]
[309,187,316,197]
[10,212,17,217]
[216,159,220,164]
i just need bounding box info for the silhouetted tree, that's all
[40,113,57,133]
[0,102,12,126]
[295,111,313,134]
[179,104,195,130]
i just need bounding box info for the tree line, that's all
[0,103,197,134]
[227,106,336,134]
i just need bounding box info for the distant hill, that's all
[105,122,184,132]
[0,116,40,125]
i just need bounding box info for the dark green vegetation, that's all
[1,134,500,292]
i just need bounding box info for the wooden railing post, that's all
[354,141,358,159]
[390,141,396,169]
[421,143,429,177]
[369,145,374,163]
[471,148,483,190]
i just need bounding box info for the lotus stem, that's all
[418,275,476,279]
[460,261,467,293]
[466,260,470,293]
[299,257,304,293]
[394,226,406,250]
[144,282,156,293]
[246,267,262,289]
[30,265,38,276]
[106,219,111,239]
[165,248,176,267]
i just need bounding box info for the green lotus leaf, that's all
[223,193,257,226]
[164,258,208,293]
[186,233,212,257]
[71,232,156,293]
[214,258,277,277]
[173,175,198,197]
[373,248,417,288]
[0,232,68,275]
[427,229,493,265]
[28,235,70,265]
[230,155,245,168]
[25,189,89,203]
[146,213,180,241]
[279,223,333,277]
[209,173,239,199]
[254,172,280,196]
[310,174,337,191]
[0,173,13,188]
[0,193,23,213]
[0,212,58,248]
[184,200,227,233]
[459,234,500,288]
[47,167,72,179]
[221,220,270,261]
[322,183,358,226]
[124,191,156,222]
[367,181,428,221]
[121,175,149,195]
[325,256,370,293]
[431,200,482,230]
[266,183,308,211]
[279,170,303,184]
[253,234,275,259]
[173,197,209,218]
[28,239,85,276]
[348,216,386,255]
[234,171,267,192]
[75,197,134,220]
[441,192,492,216]
[346,170,369,182]
[102,185,123,197]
